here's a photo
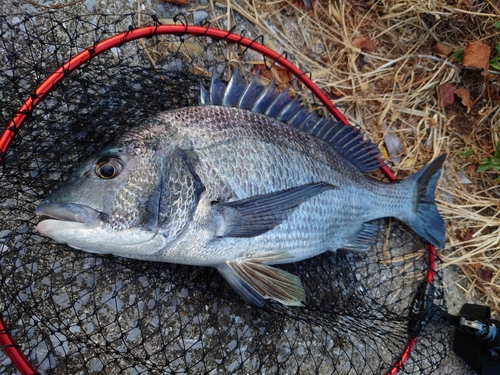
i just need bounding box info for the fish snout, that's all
[36,202,101,225]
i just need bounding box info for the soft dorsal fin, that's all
[198,68,384,173]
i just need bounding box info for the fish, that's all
[36,68,446,307]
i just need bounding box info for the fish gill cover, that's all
[0,10,449,375]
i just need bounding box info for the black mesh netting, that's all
[0,11,451,375]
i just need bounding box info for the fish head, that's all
[36,139,168,257]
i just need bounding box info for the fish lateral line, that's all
[213,182,336,238]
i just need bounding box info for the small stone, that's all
[193,11,208,25]
[84,0,95,12]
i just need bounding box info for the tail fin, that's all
[404,154,446,248]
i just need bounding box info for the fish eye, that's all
[95,156,123,179]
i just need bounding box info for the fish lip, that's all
[36,202,102,225]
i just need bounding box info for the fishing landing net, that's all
[0,11,450,375]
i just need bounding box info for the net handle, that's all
[385,243,437,375]
[0,24,437,375]
[0,317,38,375]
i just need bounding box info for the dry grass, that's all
[206,0,500,315]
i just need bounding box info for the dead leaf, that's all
[439,83,456,107]
[306,47,323,61]
[380,145,389,161]
[327,88,344,100]
[465,230,475,241]
[488,86,500,101]
[305,48,329,64]
[253,64,295,95]
[434,43,453,56]
[253,64,271,82]
[454,87,473,109]
[158,18,177,25]
[400,157,416,168]
[288,0,310,10]
[462,41,490,72]
[466,164,476,178]
[477,267,493,283]
[362,38,375,52]
[352,37,375,52]
[460,0,474,10]
[352,37,367,48]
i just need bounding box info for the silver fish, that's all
[36,69,446,306]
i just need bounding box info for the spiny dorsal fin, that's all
[198,68,384,173]
[222,68,246,107]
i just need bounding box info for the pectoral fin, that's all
[214,182,335,238]
[217,252,306,307]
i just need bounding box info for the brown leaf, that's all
[434,43,453,56]
[466,164,476,178]
[460,0,474,10]
[253,64,295,95]
[464,230,475,241]
[489,86,500,101]
[361,38,375,52]
[352,37,367,48]
[253,64,272,81]
[352,37,375,52]
[306,48,323,61]
[305,48,330,64]
[288,0,310,10]
[477,267,493,283]
[439,83,456,107]
[454,87,473,109]
[327,88,344,100]
[462,41,490,72]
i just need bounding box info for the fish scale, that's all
[196,139,330,195]
[36,69,446,307]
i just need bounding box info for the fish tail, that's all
[403,154,446,248]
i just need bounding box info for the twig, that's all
[136,0,158,68]
[366,54,461,76]
[21,0,84,9]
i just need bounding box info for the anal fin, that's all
[340,222,379,252]
[217,252,305,307]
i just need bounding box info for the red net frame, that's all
[0,24,438,375]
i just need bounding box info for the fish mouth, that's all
[35,202,165,255]
[36,202,102,225]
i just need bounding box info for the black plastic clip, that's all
[407,280,435,337]
[452,304,500,375]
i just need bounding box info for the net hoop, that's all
[0,23,437,375]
